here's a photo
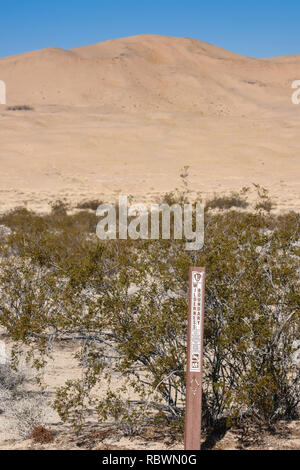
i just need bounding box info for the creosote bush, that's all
[0,188,299,438]
[76,199,103,211]
[206,189,249,210]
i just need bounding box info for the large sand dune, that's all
[0,35,299,212]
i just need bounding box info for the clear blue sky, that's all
[0,0,299,59]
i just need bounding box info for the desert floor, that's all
[0,105,299,214]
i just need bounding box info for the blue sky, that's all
[0,0,299,59]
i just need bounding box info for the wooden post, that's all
[184,267,205,450]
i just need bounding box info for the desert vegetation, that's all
[205,189,249,210]
[6,105,34,111]
[0,363,47,439]
[0,187,299,447]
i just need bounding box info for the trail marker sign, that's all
[184,267,205,450]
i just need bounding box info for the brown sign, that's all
[184,267,205,450]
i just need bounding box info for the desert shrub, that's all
[161,167,193,206]
[0,191,299,437]
[0,363,48,438]
[0,364,25,391]
[6,105,34,111]
[253,184,275,212]
[50,199,69,215]
[0,386,11,413]
[206,189,249,210]
[30,425,54,444]
[0,364,26,416]
[76,200,103,211]
[255,200,274,212]
[5,395,47,438]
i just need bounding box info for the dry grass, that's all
[30,425,54,444]
[0,364,50,439]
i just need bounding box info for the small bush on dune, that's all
[206,189,249,210]
[76,200,103,211]
[253,184,275,213]
[255,200,274,212]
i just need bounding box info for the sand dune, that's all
[0,35,299,212]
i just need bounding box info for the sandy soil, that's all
[0,35,299,213]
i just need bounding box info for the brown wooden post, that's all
[184,267,205,450]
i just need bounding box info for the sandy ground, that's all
[0,35,299,213]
